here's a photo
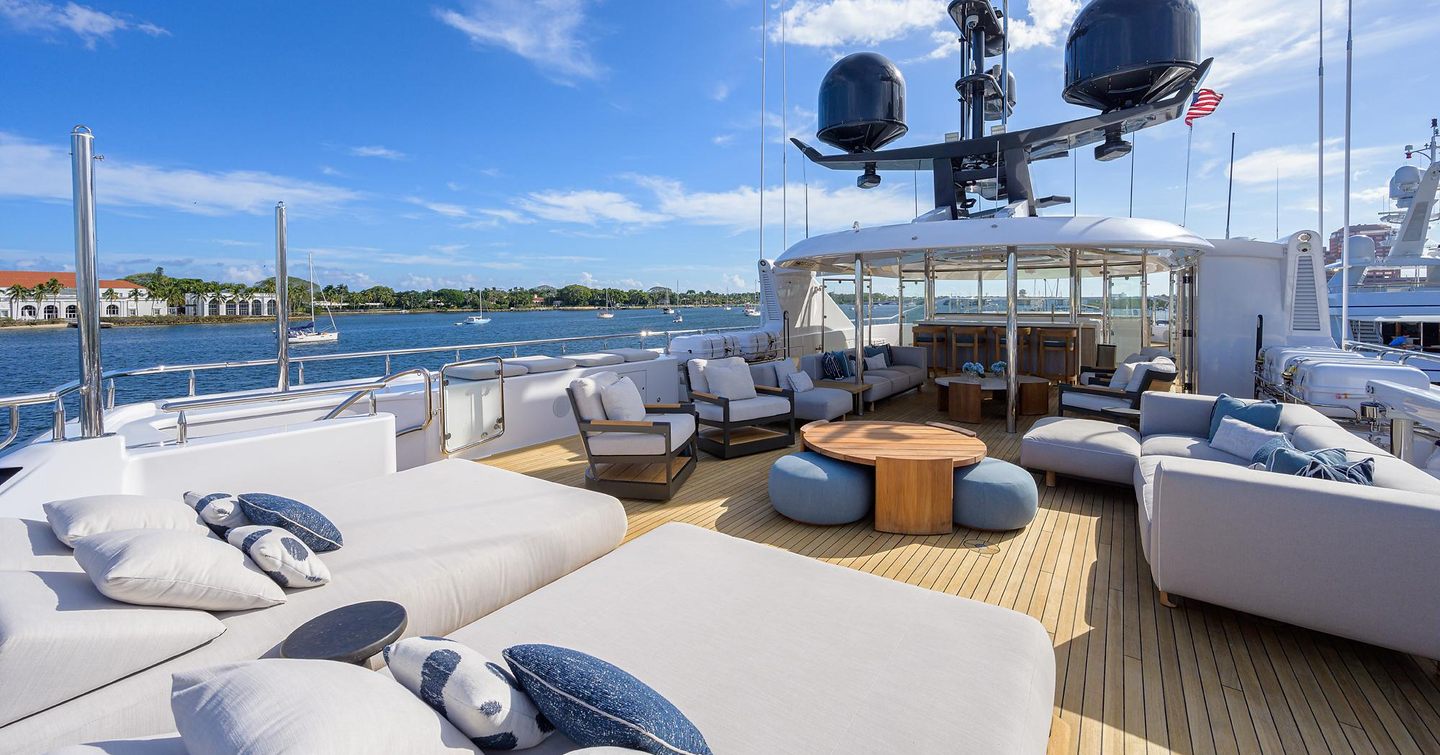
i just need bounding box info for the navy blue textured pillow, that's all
[237,494,343,552]
[819,352,844,380]
[1249,434,1296,465]
[503,644,711,755]
[1208,394,1282,440]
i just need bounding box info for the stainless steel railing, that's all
[1,326,751,451]
[320,367,434,437]
[160,377,412,444]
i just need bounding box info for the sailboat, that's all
[287,254,339,345]
[459,290,491,325]
[597,289,615,319]
[662,280,678,315]
[743,302,760,317]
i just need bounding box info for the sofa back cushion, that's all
[1208,394,1282,440]
[749,361,780,388]
[600,377,647,422]
[705,361,758,401]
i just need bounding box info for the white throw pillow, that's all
[600,376,646,421]
[172,660,481,755]
[384,637,553,750]
[704,361,758,400]
[864,353,888,370]
[0,571,225,727]
[75,529,286,610]
[787,371,814,392]
[1209,416,1286,461]
[227,525,330,589]
[184,491,249,535]
[45,494,210,547]
[1124,361,1173,393]
[1107,362,1135,389]
[570,372,620,421]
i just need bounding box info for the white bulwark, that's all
[0,271,168,320]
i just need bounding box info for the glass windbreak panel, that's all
[441,367,504,455]
[1106,272,1144,357]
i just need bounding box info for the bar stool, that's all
[948,326,984,373]
[913,325,948,378]
[1036,328,1078,383]
[991,326,1034,373]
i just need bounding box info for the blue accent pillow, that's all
[1208,394,1282,440]
[1264,446,1373,485]
[827,350,854,378]
[862,344,892,364]
[819,352,844,380]
[237,493,343,552]
[503,644,711,755]
[1249,434,1296,465]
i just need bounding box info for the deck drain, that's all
[965,540,999,555]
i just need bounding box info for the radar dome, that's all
[1063,0,1201,112]
[817,52,908,154]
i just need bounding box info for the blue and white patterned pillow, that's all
[183,491,249,537]
[384,637,553,751]
[236,493,343,552]
[226,525,330,588]
[504,644,711,755]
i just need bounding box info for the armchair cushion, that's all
[705,361,757,401]
[571,372,621,421]
[587,414,696,456]
[696,395,790,423]
[600,377,646,422]
[1060,390,1129,413]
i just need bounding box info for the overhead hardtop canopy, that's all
[775,215,1212,278]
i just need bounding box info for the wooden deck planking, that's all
[479,387,1440,755]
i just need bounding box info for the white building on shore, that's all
[182,292,279,317]
[0,271,168,320]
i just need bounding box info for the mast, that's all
[1340,0,1353,343]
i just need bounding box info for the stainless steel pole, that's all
[923,254,936,319]
[1101,262,1110,342]
[866,275,873,346]
[1005,246,1019,433]
[1340,0,1353,346]
[1139,255,1150,348]
[896,258,906,346]
[1068,251,1080,324]
[854,259,865,387]
[977,272,984,313]
[275,202,290,391]
[70,126,104,439]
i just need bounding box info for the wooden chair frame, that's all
[567,389,699,501]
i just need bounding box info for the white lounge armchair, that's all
[683,357,795,459]
[568,372,698,500]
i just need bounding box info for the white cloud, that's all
[406,197,469,217]
[349,145,405,160]
[779,0,939,47]
[723,273,747,290]
[916,0,1078,61]
[578,271,596,286]
[446,181,463,191]
[517,189,668,226]
[435,0,602,82]
[0,0,167,48]
[631,174,917,234]
[319,165,345,177]
[430,243,468,254]
[1230,138,1390,186]
[0,131,362,216]
[710,82,731,102]
[713,134,736,147]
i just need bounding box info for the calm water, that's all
[0,307,780,442]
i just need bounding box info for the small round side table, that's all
[280,600,408,665]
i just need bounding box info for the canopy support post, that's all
[1068,251,1080,324]
[977,272,984,314]
[275,202,290,391]
[923,253,936,320]
[70,126,104,439]
[896,256,906,346]
[854,259,866,386]
[1005,246,1019,433]
[1101,262,1111,343]
[1139,253,1150,349]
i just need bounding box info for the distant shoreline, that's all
[0,304,741,329]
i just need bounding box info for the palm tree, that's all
[40,278,62,319]
[128,287,142,316]
[6,284,29,319]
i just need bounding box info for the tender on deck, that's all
[481,387,1440,755]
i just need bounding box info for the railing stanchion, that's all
[176,410,188,444]
[297,362,305,385]
[188,370,197,396]
[385,354,392,374]
[106,379,115,409]
[52,399,66,441]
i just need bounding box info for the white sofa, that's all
[67,524,1060,754]
[1023,392,1440,661]
[1,460,627,753]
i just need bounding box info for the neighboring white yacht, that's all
[1331,120,1440,347]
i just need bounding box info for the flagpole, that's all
[1340,0,1352,345]
[1224,132,1236,238]
[1182,126,1193,226]
[1128,132,1137,218]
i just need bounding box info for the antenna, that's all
[758,0,766,261]
[781,0,788,251]
[1318,0,1325,251]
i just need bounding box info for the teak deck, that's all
[482,387,1440,755]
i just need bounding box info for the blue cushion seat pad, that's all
[1208,394,1283,440]
[767,452,874,525]
[952,458,1039,531]
[503,644,711,755]
[236,493,344,552]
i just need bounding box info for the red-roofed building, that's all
[0,271,169,321]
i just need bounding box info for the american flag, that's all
[1184,89,1223,127]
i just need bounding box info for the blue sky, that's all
[0,0,1436,297]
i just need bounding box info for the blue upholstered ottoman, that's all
[768,451,874,525]
[953,458,1039,531]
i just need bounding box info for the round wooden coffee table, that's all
[800,421,987,535]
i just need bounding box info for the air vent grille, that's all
[1291,255,1322,331]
